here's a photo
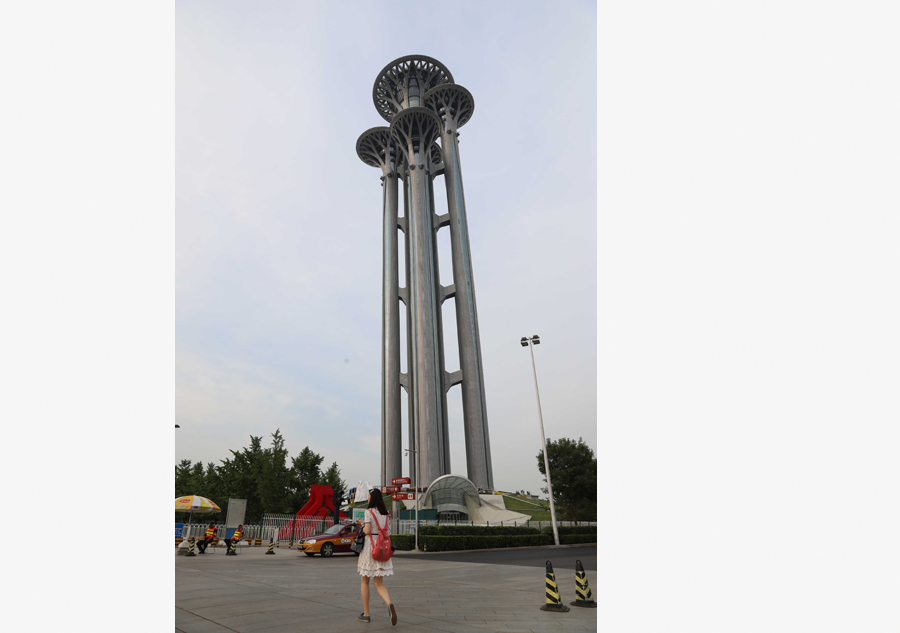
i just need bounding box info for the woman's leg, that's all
[373,576,391,607]
[360,576,370,616]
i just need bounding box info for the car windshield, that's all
[323,524,344,535]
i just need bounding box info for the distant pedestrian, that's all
[356,488,396,625]
[197,522,216,554]
[225,524,244,555]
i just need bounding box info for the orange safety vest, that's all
[233,528,243,541]
[205,527,216,538]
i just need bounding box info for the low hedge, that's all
[391,535,416,551]
[543,525,597,536]
[559,533,596,545]
[392,532,594,551]
[420,534,553,552]
[418,525,542,536]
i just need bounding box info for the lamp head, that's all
[520,337,528,347]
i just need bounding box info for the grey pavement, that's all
[176,545,598,632]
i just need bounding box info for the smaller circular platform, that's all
[424,84,474,130]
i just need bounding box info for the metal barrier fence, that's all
[260,514,338,545]
[180,517,597,540]
[393,519,596,535]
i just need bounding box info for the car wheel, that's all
[321,543,334,557]
[304,552,315,557]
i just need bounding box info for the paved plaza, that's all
[175,545,598,632]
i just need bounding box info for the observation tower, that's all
[356,56,493,491]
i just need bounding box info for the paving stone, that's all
[176,545,597,632]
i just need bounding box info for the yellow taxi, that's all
[298,521,361,557]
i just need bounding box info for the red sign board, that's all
[391,492,416,501]
[381,486,400,494]
[391,477,410,485]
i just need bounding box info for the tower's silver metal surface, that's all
[425,83,493,489]
[356,127,403,488]
[391,106,447,487]
[357,56,494,491]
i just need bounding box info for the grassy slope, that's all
[500,495,552,520]
[501,495,549,510]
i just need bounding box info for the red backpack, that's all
[367,510,393,562]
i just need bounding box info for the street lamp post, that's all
[520,335,560,546]
[404,447,420,551]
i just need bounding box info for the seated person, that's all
[197,522,217,554]
[225,524,244,555]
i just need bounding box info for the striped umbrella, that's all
[175,495,221,527]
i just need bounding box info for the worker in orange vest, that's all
[197,522,217,554]
[225,524,244,555]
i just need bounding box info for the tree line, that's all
[175,429,347,524]
[536,436,597,522]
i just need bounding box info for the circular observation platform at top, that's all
[373,55,454,122]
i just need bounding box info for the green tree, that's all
[536,437,597,522]
[257,429,293,514]
[289,446,324,509]
[175,459,193,497]
[174,433,351,523]
[319,461,347,498]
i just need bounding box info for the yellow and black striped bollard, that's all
[570,559,597,607]
[266,537,275,555]
[539,560,570,612]
[227,539,237,555]
[186,537,196,557]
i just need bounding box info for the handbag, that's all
[350,530,366,554]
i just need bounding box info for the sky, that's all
[175,0,597,497]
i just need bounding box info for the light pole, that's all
[404,447,420,551]
[521,335,560,546]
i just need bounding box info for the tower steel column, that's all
[401,171,416,485]
[391,107,447,486]
[425,84,494,489]
[356,128,403,486]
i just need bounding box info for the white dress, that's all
[357,509,393,577]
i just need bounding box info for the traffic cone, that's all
[186,537,196,557]
[265,537,275,555]
[570,559,597,608]
[539,560,570,612]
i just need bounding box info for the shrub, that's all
[391,535,415,551]
[559,533,597,545]
[543,525,597,536]
[419,525,541,537]
[420,534,553,552]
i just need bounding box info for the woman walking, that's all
[356,488,397,625]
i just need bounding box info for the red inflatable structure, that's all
[278,484,348,541]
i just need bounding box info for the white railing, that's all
[179,523,224,540]
[178,523,277,543]
[393,519,597,534]
[179,517,596,541]
[260,513,345,545]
